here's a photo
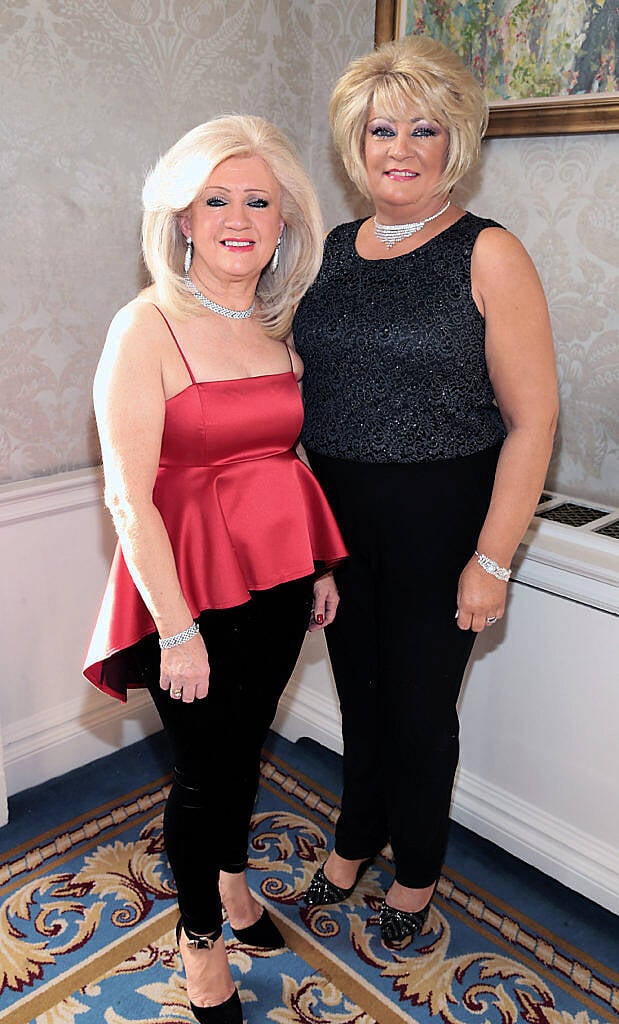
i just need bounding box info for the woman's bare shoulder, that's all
[285,341,304,380]
[106,293,168,347]
[97,296,171,391]
[472,223,542,291]
[472,223,532,265]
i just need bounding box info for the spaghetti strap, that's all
[152,304,196,385]
[284,342,294,373]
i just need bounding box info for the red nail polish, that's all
[315,613,324,624]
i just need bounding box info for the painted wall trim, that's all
[0,723,7,827]
[514,516,619,614]
[3,691,161,796]
[274,679,343,756]
[0,466,103,526]
[451,765,619,915]
[2,468,617,611]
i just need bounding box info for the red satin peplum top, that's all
[83,312,347,701]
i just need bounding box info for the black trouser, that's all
[144,576,314,935]
[307,446,500,889]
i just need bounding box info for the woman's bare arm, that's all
[456,228,559,633]
[94,301,209,699]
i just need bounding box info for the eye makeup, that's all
[203,193,272,208]
[367,115,442,140]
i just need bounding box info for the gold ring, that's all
[171,689,183,698]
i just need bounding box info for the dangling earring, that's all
[184,235,193,274]
[270,233,282,274]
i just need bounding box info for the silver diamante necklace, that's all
[184,272,255,320]
[374,200,451,249]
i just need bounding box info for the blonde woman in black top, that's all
[293,35,558,949]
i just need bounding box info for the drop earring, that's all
[270,233,282,274]
[184,235,193,274]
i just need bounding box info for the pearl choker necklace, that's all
[184,273,255,319]
[374,200,451,249]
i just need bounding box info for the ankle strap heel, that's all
[176,917,222,950]
[188,989,242,1024]
[175,918,242,1023]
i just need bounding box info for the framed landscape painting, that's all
[374,0,619,136]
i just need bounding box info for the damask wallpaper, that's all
[1,0,617,505]
[458,132,619,506]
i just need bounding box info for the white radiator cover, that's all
[1,469,618,914]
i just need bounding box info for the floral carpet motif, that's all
[0,747,617,1024]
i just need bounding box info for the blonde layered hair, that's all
[330,35,488,201]
[142,116,324,340]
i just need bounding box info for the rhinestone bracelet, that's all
[158,620,199,649]
[475,551,511,582]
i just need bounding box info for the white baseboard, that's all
[451,767,619,915]
[273,678,343,755]
[271,688,619,916]
[3,691,162,798]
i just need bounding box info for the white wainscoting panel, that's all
[2,468,618,917]
[0,721,7,826]
[1,468,162,798]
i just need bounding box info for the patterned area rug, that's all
[0,742,617,1024]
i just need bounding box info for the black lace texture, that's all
[293,213,507,463]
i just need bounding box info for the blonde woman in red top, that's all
[84,116,346,1024]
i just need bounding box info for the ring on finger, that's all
[486,616,498,625]
[170,688,183,698]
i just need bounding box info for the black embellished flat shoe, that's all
[303,859,370,907]
[176,918,243,1024]
[231,906,285,949]
[379,898,432,950]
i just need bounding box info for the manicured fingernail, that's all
[315,613,324,624]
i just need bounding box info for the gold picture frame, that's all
[375,0,619,137]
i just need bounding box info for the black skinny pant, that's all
[308,446,500,889]
[144,576,314,935]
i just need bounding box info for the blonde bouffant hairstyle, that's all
[330,35,488,201]
[141,116,324,340]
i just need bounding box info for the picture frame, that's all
[374,0,619,137]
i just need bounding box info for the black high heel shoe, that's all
[303,858,371,907]
[231,906,285,949]
[379,897,432,950]
[175,919,243,1024]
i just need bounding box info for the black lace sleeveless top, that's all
[293,212,507,463]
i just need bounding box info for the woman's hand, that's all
[455,556,507,633]
[159,633,210,702]
[309,572,340,631]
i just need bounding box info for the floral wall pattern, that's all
[0,0,617,506]
[457,132,619,505]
